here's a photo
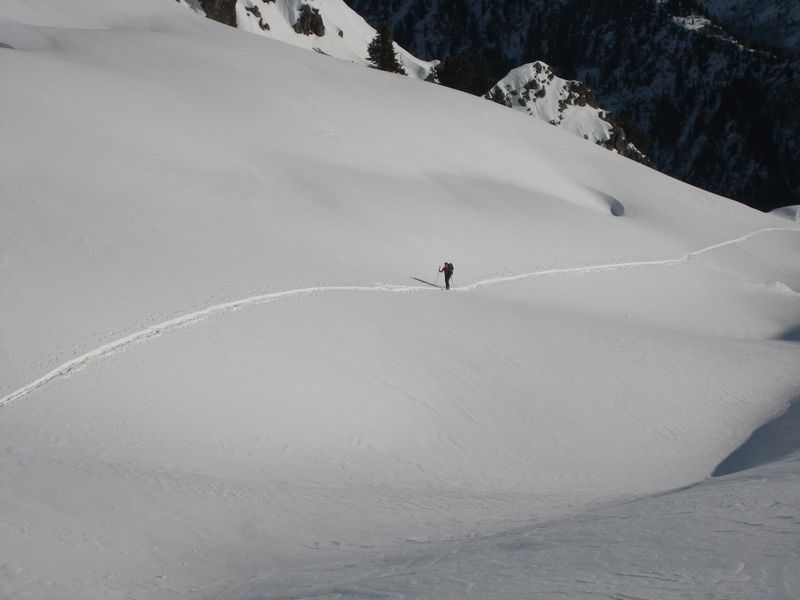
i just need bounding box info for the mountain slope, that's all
[1,1,799,598]
[345,0,800,212]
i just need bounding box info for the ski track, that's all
[2,226,798,408]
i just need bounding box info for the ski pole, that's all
[435,270,440,287]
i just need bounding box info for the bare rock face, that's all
[243,3,270,29]
[199,0,237,27]
[293,4,325,36]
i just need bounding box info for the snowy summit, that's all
[1,1,799,599]
[486,61,647,162]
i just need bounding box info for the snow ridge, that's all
[2,226,797,409]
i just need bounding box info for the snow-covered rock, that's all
[182,0,434,78]
[486,61,648,163]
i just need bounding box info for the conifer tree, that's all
[367,21,406,75]
[432,56,475,93]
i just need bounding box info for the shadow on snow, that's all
[409,277,440,288]
[777,323,800,342]
[713,396,800,477]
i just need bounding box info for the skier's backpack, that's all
[445,262,454,274]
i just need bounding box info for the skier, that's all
[439,261,454,290]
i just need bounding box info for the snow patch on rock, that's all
[673,15,713,31]
[182,0,434,79]
[486,61,648,163]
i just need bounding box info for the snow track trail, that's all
[2,227,797,408]
[463,226,800,290]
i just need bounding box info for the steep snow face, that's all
[1,1,800,599]
[181,0,433,78]
[486,61,647,163]
[698,0,800,54]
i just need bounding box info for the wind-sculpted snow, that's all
[772,205,800,222]
[713,396,800,476]
[234,451,800,600]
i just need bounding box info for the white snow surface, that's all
[772,204,800,222]
[1,1,800,598]
[182,0,434,79]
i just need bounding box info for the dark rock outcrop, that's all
[199,0,237,27]
[244,5,261,18]
[293,4,326,36]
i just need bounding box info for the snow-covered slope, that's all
[772,205,800,222]
[1,1,800,598]
[182,0,433,78]
[486,61,647,163]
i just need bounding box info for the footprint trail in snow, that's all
[2,227,797,408]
